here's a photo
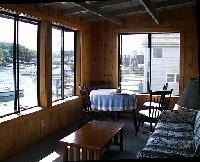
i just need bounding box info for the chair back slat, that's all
[149,89,173,120]
[136,89,173,135]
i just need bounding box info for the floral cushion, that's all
[138,110,199,158]
[139,122,195,158]
[158,110,197,125]
[194,111,200,157]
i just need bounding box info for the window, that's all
[119,33,180,95]
[52,26,76,102]
[153,48,162,58]
[0,12,39,117]
[167,73,179,83]
[167,74,175,82]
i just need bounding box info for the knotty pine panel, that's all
[81,24,93,85]
[90,22,118,88]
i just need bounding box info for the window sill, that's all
[52,96,79,106]
[0,106,42,124]
[0,96,80,124]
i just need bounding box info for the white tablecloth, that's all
[90,89,137,111]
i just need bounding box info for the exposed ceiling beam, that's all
[62,0,133,16]
[80,0,194,22]
[72,2,122,25]
[108,0,194,16]
[155,0,195,10]
[94,0,133,8]
[36,3,57,8]
[82,6,144,22]
[138,0,159,24]
[108,5,145,16]
[62,7,84,16]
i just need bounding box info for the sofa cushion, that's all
[159,110,196,125]
[194,111,200,157]
[140,121,195,158]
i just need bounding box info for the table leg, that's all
[132,109,138,135]
[61,143,67,162]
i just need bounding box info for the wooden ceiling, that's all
[33,0,195,25]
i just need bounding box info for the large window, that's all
[52,26,76,102]
[0,13,39,117]
[119,33,180,95]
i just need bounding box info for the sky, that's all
[0,17,74,51]
[1,16,148,55]
[122,34,147,55]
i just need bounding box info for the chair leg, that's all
[93,111,99,120]
[132,110,138,136]
[88,112,94,122]
[111,111,115,121]
[135,119,142,136]
[117,112,120,120]
[150,122,153,132]
[141,121,144,127]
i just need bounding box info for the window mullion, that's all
[16,16,20,112]
[13,16,18,112]
[61,29,64,98]
[148,33,152,92]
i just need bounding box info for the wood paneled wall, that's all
[0,97,82,161]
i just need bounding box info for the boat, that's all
[0,86,24,101]
[20,66,37,76]
[52,65,73,78]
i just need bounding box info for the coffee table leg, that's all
[96,150,101,160]
[61,144,67,162]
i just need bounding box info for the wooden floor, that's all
[6,112,149,161]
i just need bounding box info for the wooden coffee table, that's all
[59,120,125,161]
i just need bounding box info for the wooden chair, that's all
[79,85,93,127]
[89,80,108,91]
[135,89,173,135]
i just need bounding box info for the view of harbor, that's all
[0,65,37,116]
[0,16,75,117]
[0,63,74,116]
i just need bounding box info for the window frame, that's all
[118,32,180,95]
[0,11,40,118]
[52,25,76,102]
